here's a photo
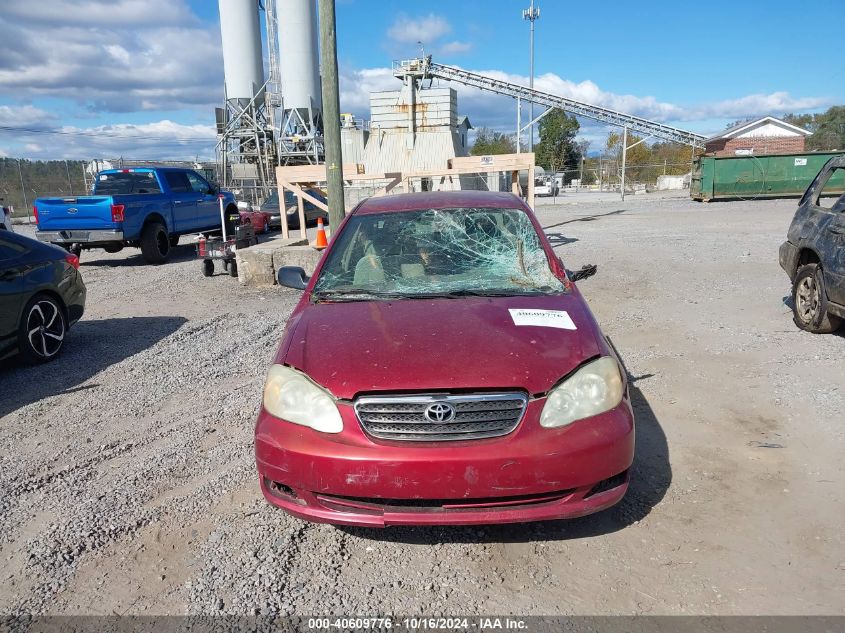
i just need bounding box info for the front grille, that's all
[317,488,575,512]
[354,392,528,442]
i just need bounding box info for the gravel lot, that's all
[1,193,843,616]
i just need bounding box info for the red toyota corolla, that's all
[255,191,634,527]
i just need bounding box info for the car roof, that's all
[352,191,527,215]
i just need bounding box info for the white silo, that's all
[277,0,322,118]
[218,0,265,106]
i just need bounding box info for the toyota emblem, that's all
[424,402,456,423]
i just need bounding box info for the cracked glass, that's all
[312,207,565,300]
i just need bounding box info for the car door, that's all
[186,171,219,229]
[0,236,28,356]
[162,171,197,233]
[809,165,845,305]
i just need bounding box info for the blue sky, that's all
[0,0,842,159]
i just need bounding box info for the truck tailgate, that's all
[35,197,117,231]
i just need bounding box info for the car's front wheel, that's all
[19,294,67,364]
[792,263,842,333]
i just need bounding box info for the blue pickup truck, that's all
[34,167,238,264]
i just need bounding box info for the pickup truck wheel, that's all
[169,236,180,248]
[792,263,842,333]
[202,259,214,277]
[140,221,170,264]
[18,294,67,364]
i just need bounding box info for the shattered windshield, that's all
[312,207,565,300]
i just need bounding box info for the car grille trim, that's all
[354,392,528,442]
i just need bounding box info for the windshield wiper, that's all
[435,288,558,297]
[311,289,408,302]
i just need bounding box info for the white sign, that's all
[509,309,577,330]
[794,158,808,166]
[480,155,495,166]
[735,148,754,156]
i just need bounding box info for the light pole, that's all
[522,0,540,153]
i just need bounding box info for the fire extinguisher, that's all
[198,235,207,257]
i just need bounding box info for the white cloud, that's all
[387,14,452,44]
[0,2,222,112]
[438,41,473,55]
[0,105,57,127]
[2,120,216,160]
[692,92,829,120]
[4,0,197,27]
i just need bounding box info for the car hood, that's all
[280,293,605,400]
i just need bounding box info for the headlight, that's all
[539,357,624,429]
[262,364,343,433]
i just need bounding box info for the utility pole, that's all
[516,96,521,154]
[65,160,73,195]
[16,159,30,222]
[579,155,584,191]
[620,126,628,202]
[522,0,539,152]
[318,0,345,232]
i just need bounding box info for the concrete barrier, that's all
[236,237,324,287]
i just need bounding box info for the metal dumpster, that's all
[691,151,845,201]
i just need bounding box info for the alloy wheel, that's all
[26,300,65,358]
[795,275,819,324]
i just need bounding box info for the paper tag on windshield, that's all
[509,309,576,330]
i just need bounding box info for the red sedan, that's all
[255,191,634,527]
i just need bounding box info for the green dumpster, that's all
[691,151,845,201]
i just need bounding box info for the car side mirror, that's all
[278,266,310,290]
[569,264,598,282]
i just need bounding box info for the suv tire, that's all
[792,263,842,333]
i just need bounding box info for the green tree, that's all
[784,106,844,151]
[470,127,516,155]
[534,109,581,181]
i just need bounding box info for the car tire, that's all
[140,221,170,264]
[202,259,214,277]
[792,263,842,333]
[169,235,180,247]
[18,294,67,364]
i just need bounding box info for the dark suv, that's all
[779,155,845,333]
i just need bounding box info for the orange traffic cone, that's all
[314,217,328,250]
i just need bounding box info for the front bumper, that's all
[36,229,124,245]
[779,240,799,279]
[255,399,635,527]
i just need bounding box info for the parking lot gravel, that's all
[1,193,843,616]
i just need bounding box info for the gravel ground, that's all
[1,193,843,616]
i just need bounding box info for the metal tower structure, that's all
[522,0,540,151]
[394,56,706,147]
[215,0,277,202]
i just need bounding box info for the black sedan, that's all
[259,189,328,230]
[1,231,86,363]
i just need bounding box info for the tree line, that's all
[471,105,844,186]
[0,158,89,215]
